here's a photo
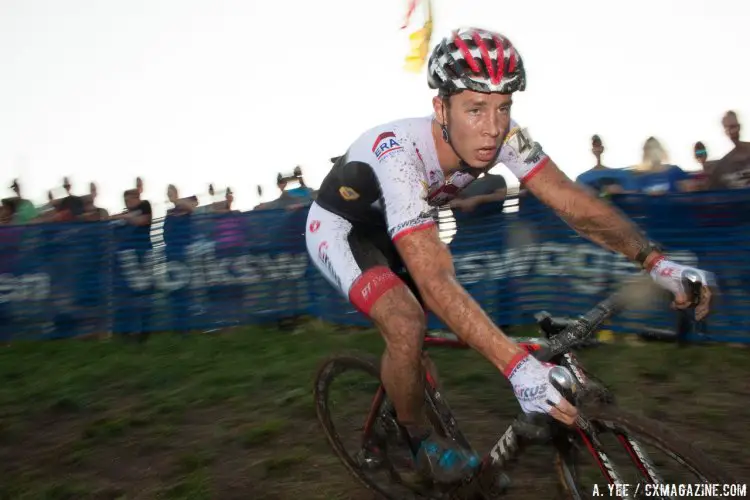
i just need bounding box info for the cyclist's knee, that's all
[370,284,425,349]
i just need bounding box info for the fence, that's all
[1,189,750,343]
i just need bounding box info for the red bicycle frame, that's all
[361,333,545,440]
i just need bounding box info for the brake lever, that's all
[512,366,580,442]
[549,365,578,404]
[681,269,703,308]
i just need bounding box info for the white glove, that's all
[504,352,564,415]
[648,257,716,299]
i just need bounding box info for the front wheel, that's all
[555,404,739,499]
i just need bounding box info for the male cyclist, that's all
[305,27,715,484]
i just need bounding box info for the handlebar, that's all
[544,293,622,358]
[543,271,705,358]
[508,274,707,452]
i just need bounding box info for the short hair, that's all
[592,135,603,147]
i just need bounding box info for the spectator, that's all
[0,198,15,225]
[682,142,716,192]
[166,184,199,215]
[631,136,690,195]
[163,184,198,333]
[708,111,750,190]
[201,185,236,214]
[282,167,316,206]
[6,180,39,224]
[35,190,57,221]
[111,188,153,233]
[694,141,712,172]
[111,188,154,342]
[81,182,109,221]
[55,177,86,221]
[212,187,236,214]
[575,135,635,197]
[210,187,246,326]
[261,170,315,210]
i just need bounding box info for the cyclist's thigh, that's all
[305,202,421,318]
[350,224,425,307]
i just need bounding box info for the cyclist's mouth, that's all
[476,147,498,161]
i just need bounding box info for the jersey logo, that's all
[504,127,545,166]
[372,131,403,161]
[339,186,360,201]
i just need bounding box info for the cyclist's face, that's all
[434,91,512,168]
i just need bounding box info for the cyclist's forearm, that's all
[420,273,525,370]
[556,194,648,261]
[526,162,650,261]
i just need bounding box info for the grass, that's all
[0,320,747,499]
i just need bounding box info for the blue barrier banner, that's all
[2,190,750,342]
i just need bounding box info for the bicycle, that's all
[313,273,740,499]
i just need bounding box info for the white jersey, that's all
[315,115,550,242]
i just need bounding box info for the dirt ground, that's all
[0,323,747,499]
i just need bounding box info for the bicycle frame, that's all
[359,290,666,495]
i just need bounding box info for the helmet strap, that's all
[440,126,449,143]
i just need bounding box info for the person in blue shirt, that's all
[631,136,690,195]
[576,135,636,196]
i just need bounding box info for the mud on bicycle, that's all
[313,272,740,499]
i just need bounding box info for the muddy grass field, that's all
[0,322,748,499]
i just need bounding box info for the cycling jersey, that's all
[315,115,550,240]
[308,115,550,314]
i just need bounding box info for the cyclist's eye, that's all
[468,109,480,115]
[499,106,511,114]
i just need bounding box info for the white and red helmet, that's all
[428,27,526,96]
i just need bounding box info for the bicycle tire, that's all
[555,404,739,499]
[314,351,441,499]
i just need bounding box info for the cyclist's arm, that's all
[394,226,525,370]
[500,124,662,268]
[524,160,662,266]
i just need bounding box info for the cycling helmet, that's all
[428,27,526,96]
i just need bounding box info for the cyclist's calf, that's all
[369,283,429,428]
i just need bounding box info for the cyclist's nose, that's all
[484,114,502,139]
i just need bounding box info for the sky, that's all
[1,0,749,217]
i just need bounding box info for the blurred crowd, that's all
[440,109,750,232]
[3,110,749,231]
[574,110,750,197]
[1,166,318,230]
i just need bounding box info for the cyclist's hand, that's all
[648,258,716,321]
[504,352,578,426]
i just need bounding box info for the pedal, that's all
[355,446,385,470]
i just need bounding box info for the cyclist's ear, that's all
[432,96,447,126]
